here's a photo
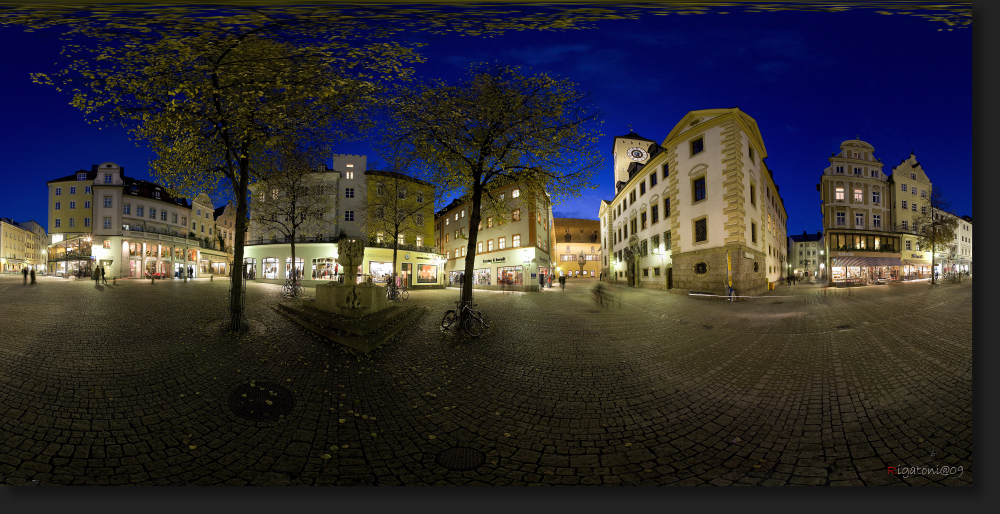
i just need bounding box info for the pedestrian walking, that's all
[95,265,101,282]
[23,267,28,285]
[101,265,107,285]
[30,268,36,285]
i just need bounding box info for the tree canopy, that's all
[385,61,604,303]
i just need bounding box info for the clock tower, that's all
[611,131,657,188]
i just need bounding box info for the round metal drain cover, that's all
[228,382,295,421]
[435,447,486,471]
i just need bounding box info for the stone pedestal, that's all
[314,282,388,318]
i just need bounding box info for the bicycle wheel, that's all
[293,285,303,298]
[441,310,458,330]
[401,289,409,300]
[472,309,490,329]
[281,283,292,297]
[462,313,484,337]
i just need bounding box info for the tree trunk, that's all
[391,225,399,287]
[229,159,249,333]
[290,234,297,283]
[461,175,484,305]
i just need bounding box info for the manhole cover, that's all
[435,447,486,471]
[835,325,852,330]
[228,382,295,421]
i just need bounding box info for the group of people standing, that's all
[21,267,36,285]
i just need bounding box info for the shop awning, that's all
[831,257,903,267]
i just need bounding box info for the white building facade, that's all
[604,108,788,296]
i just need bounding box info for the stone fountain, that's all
[314,238,387,317]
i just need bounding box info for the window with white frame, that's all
[901,220,908,230]
[344,210,354,221]
[854,189,863,202]
[854,167,861,175]
[70,186,76,194]
[911,203,917,212]
[873,214,881,228]
[103,217,111,229]
[835,187,844,201]
[55,219,61,228]
[55,187,62,196]
[83,218,90,227]
[499,237,506,249]
[921,189,926,198]
[872,191,880,204]
[70,201,76,209]
[104,196,112,208]
[85,201,91,209]
[345,187,354,198]
[488,239,494,251]
[150,208,156,219]
[513,234,520,247]
[911,187,916,195]
[901,183,907,192]
[77,173,86,181]
[836,212,846,226]
[416,236,423,247]
[836,166,844,174]
[901,200,907,209]
[69,218,75,227]
[85,186,91,194]
[55,202,61,210]
[104,174,112,183]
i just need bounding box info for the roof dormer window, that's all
[77,173,87,181]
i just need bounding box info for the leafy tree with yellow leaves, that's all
[385,62,604,305]
[2,3,629,332]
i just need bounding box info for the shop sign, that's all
[482,257,506,264]
[911,253,924,259]
[836,252,854,256]
[404,253,410,260]
[743,251,753,259]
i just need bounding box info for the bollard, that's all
[113,277,116,285]
[151,276,155,284]
[210,274,214,282]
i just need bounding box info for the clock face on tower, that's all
[627,147,648,161]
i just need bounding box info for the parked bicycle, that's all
[281,278,303,298]
[441,299,491,337]
[386,283,409,302]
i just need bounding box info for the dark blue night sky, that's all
[0,5,971,237]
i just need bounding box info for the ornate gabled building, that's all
[603,108,788,295]
[552,218,601,279]
[819,139,902,285]
[45,162,230,279]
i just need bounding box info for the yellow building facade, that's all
[552,218,602,279]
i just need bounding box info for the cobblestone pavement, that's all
[0,274,972,486]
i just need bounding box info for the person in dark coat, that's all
[30,268,36,285]
[23,267,28,285]
[101,265,108,285]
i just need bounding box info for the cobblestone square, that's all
[0,275,972,485]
